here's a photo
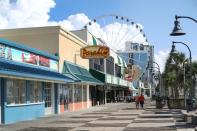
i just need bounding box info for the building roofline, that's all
[0,38,59,60]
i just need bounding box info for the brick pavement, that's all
[0,100,196,131]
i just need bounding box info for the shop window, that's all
[69,85,73,103]
[59,84,70,106]
[106,59,114,75]
[28,81,42,103]
[74,85,82,102]
[89,59,94,69]
[59,85,63,104]
[140,45,144,51]
[44,83,52,108]
[7,79,25,105]
[115,64,121,77]
[133,44,138,51]
[83,85,87,101]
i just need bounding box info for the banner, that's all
[22,52,38,65]
[0,43,58,71]
[39,56,50,67]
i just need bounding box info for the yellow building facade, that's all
[0,26,100,112]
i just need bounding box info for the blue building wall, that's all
[4,103,44,124]
[0,78,46,124]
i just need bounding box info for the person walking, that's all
[139,94,145,109]
[134,93,139,109]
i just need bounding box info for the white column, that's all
[105,90,107,104]
[82,84,84,109]
[58,84,61,114]
[72,84,75,111]
[87,85,90,108]
[114,89,116,102]
[150,83,152,99]
[104,58,106,73]
[51,84,55,114]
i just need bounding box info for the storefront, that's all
[0,38,74,124]
[60,60,103,112]
[0,26,104,113]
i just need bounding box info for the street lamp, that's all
[152,62,161,86]
[170,41,193,111]
[149,67,161,87]
[150,61,162,96]
[148,66,160,98]
[170,15,197,36]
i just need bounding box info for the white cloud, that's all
[0,0,55,28]
[155,50,170,73]
[0,0,147,52]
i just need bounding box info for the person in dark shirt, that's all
[134,93,140,109]
[139,94,145,109]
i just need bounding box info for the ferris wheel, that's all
[82,14,148,51]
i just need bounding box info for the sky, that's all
[0,0,197,72]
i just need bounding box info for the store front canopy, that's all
[63,61,103,85]
[89,68,105,83]
[0,59,74,83]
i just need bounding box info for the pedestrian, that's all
[139,94,145,109]
[134,93,139,109]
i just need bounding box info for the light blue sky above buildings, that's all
[0,0,196,72]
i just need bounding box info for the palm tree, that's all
[163,52,186,98]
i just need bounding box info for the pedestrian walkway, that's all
[0,100,196,131]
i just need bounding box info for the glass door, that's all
[44,83,53,115]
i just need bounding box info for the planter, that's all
[168,98,185,109]
[156,100,163,109]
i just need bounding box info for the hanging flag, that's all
[92,36,97,45]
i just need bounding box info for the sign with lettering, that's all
[0,43,58,71]
[80,46,109,59]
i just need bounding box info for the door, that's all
[60,85,69,112]
[44,83,54,115]
[63,87,69,111]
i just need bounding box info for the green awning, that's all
[63,61,103,85]
[89,68,105,83]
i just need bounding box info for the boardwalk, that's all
[0,100,195,131]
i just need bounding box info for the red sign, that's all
[39,56,50,67]
[22,53,38,64]
[80,46,109,59]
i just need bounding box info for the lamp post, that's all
[183,59,189,109]
[149,66,161,96]
[170,15,197,36]
[151,61,162,96]
[170,41,193,111]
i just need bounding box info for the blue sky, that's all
[49,0,197,71]
[0,0,196,72]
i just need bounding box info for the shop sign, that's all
[0,43,58,71]
[80,45,109,59]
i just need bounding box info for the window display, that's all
[7,79,25,105]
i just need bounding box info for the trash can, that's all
[156,96,163,109]
[186,99,192,112]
